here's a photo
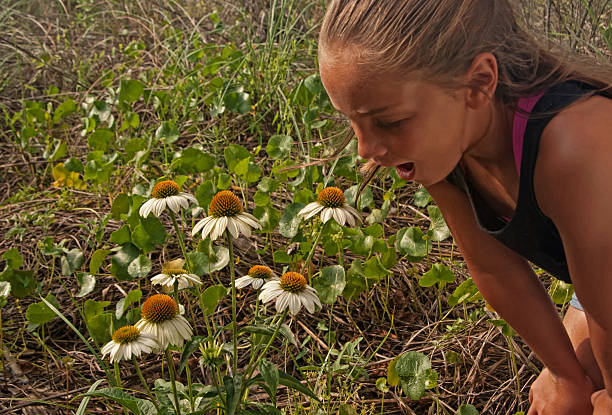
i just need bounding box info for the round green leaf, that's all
[395,227,431,260]
[111,193,131,220]
[266,135,293,159]
[457,404,480,415]
[155,121,179,144]
[118,79,144,103]
[427,205,450,241]
[279,202,305,238]
[110,243,140,281]
[26,294,59,326]
[127,255,152,279]
[200,284,227,315]
[312,265,345,305]
[76,273,96,298]
[395,351,431,400]
[61,248,85,275]
[90,249,111,275]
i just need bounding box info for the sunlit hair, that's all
[319,0,612,103]
[319,0,612,193]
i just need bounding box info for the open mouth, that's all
[395,162,415,180]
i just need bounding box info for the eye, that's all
[374,118,403,129]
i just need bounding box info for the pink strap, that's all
[512,93,544,175]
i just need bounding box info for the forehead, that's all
[319,48,422,115]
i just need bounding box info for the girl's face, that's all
[319,50,477,186]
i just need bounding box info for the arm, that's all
[535,95,612,406]
[425,180,593,413]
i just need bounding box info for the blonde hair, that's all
[319,0,612,105]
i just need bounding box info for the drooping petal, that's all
[252,278,265,289]
[301,203,324,221]
[166,196,180,213]
[288,294,301,315]
[301,293,315,313]
[226,217,239,239]
[235,276,254,289]
[139,199,155,218]
[276,292,290,313]
[331,208,345,226]
[321,208,333,223]
[192,216,212,236]
[233,217,252,238]
[210,216,228,241]
[153,199,167,217]
[237,212,261,230]
[200,217,218,240]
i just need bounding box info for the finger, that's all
[529,386,534,403]
[591,389,607,406]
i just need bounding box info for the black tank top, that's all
[448,82,604,283]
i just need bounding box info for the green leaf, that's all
[259,359,279,401]
[224,375,243,415]
[90,249,111,275]
[244,162,261,183]
[266,135,293,159]
[109,225,131,245]
[179,336,206,375]
[342,259,367,301]
[363,257,390,281]
[118,79,144,103]
[0,269,35,298]
[253,190,270,206]
[173,147,215,174]
[199,284,227,315]
[26,294,59,325]
[2,248,23,269]
[75,379,105,415]
[457,404,480,415]
[413,187,432,207]
[111,193,131,220]
[278,370,320,402]
[448,278,482,306]
[196,180,215,210]
[76,273,96,298]
[127,255,152,279]
[188,247,229,275]
[53,98,77,123]
[273,250,291,264]
[84,299,112,343]
[427,205,450,241]
[395,351,431,400]
[387,357,400,386]
[339,404,358,415]
[312,265,345,304]
[489,319,515,337]
[110,243,140,281]
[253,206,280,233]
[115,289,142,319]
[419,263,455,288]
[549,280,574,305]
[61,248,85,275]
[279,202,305,238]
[86,387,156,415]
[140,215,167,245]
[155,121,179,144]
[224,144,251,172]
[88,128,114,152]
[345,185,374,211]
[395,227,431,260]
[44,139,67,161]
[257,177,281,193]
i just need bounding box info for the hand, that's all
[591,390,612,415]
[527,367,594,415]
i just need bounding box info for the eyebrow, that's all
[355,106,390,116]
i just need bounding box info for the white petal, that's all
[332,208,346,226]
[252,278,265,289]
[226,217,239,239]
[301,294,315,313]
[211,216,228,241]
[192,216,212,236]
[235,276,253,288]
[298,202,321,217]
[237,212,261,230]
[344,208,356,227]
[153,199,167,217]
[302,204,324,221]
[166,196,179,213]
[201,217,218,240]
[321,208,333,223]
[345,205,362,225]
[288,294,301,315]
[180,193,197,204]
[139,199,155,217]
[276,292,290,313]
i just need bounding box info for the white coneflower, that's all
[139,180,197,218]
[259,272,321,316]
[151,259,201,290]
[297,187,361,227]
[135,294,193,349]
[101,325,159,363]
[235,265,277,290]
[192,190,261,241]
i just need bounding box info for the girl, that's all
[317,1,612,414]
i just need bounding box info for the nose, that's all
[352,123,386,161]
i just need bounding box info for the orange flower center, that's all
[280,272,307,293]
[152,180,180,198]
[248,265,273,279]
[112,325,141,344]
[162,267,188,276]
[141,294,178,323]
[317,187,345,208]
[209,190,243,218]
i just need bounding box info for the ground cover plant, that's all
[0,0,611,414]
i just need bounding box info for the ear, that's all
[463,52,498,109]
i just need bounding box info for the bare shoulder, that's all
[535,94,612,219]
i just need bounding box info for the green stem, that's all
[244,309,288,382]
[508,337,522,404]
[185,364,194,412]
[165,349,182,415]
[169,211,189,269]
[114,361,122,387]
[301,221,326,279]
[132,357,159,411]
[226,230,238,376]
[173,280,180,308]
